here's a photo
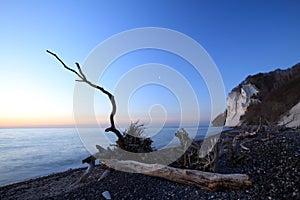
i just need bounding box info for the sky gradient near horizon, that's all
[1,0,300,128]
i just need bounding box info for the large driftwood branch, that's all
[47,50,253,190]
[82,143,252,190]
[102,159,252,191]
[46,50,124,143]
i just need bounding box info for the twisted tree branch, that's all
[46,50,124,143]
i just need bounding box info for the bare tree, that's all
[47,50,252,191]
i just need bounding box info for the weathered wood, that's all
[98,169,111,181]
[48,51,252,191]
[46,50,124,144]
[172,129,221,172]
[232,119,262,150]
[101,159,252,191]
[74,156,96,184]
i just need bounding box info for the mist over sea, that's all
[0,126,224,186]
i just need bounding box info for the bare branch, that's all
[46,50,83,79]
[46,50,124,143]
[240,142,250,151]
[76,62,86,80]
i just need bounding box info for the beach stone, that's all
[102,190,111,199]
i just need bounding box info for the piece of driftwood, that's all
[101,159,252,191]
[172,128,221,172]
[47,50,252,190]
[98,169,111,181]
[78,145,252,191]
[73,156,96,184]
[232,119,262,151]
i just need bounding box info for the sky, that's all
[0,0,300,128]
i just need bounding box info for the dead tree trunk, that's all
[102,159,252,191]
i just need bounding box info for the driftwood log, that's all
[101,159,252,191]
[74,141,253,191]
[92,142,252,191]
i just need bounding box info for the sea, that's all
[0,126,225,186]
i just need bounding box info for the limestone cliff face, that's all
[225,84,259,126]
[213,63,300,127]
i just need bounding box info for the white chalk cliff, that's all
[212,63,300,127]
[225,84,259,126]
[278,102,300,128]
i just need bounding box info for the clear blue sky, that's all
[1,0,300,127]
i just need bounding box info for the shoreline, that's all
[0,166,88,188]
[0,126,226,187]
[1,129,299,199]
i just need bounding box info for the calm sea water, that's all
[0,126,224,186]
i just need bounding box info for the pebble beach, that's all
[0,130,299,200]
